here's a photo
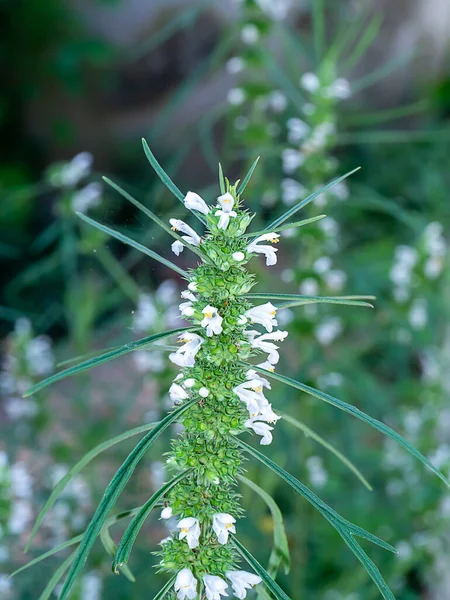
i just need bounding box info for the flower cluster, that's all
[155,183,291,598]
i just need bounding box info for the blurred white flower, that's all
[227,88,246,106]
[71,183,102,213]
[408,298,428,330]
[241,24,259,44]
[226,56,245,74]
[282,149,305,174]
[300,72,320,93]
[315,317,343,345]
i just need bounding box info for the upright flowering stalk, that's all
[19,143,449,600]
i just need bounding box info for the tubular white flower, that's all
[246,369,271,389]
[245,303,278,332]
[233,251,246,262]
[177,517,201,549]
[175,568,198,600]
[237,315,248,325]
[245,419,274,445]
[212,513,236,544]
[233,381,267,416]
[203,575,229,600]
[199,386,210,398]
[249,331,288,364]
[170,219,201,244]
[169,333,203,367]
[172,240,185,256]
[184,191,210,215]
[160,506,173,519]
[215,193,237,230]
[255,360,276,373]
[246,233,279,266]
[181,290,198,303]
[179,301,195,317]
[256,403,280,424]
[226,571,262,599]
[169,383,189,404]
[183,378,196,388]
[201,306,223,337]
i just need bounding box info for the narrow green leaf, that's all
[24,327,195,397]
[238,476,290,576]
[242,215,327,238]
[351,49,418,94]
[113,471,189,570]
[153,575,177,600]
[237,157,260,195]
[58,399,197,600]
[218,163,226,194]
[341,13,383,72]
[236,437,396,553]
[103,176,208,262]
[231,537,291,600]
[312,0,325,61]
[141,138,184,202]
[248,365,450,488]
[38,551,76,600]
[76,212,188,277]
[244,293,373,309]
[264,168,360,231]
[338,527,395,600]
[10,535,82,578]
[100,522,136,582]
[279,413,372,491]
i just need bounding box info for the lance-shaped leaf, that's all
[244,293,374,309]
[231,537,291,600]
[218,163,226,194]
[103,176,208,262]
[247,364,450,488]
[76,212,188,277]
[113,471,189,571]
[279,413,372,491]
[38,551,76,600]
[237,157,260,195]
[238,476,290,577]
[243,215,326,238]
[24,327,196,397]
[27,424,158,550]
[9,535,82,579]
[236,438,395,552]
[153,575,177,600]
[263,168,360,232]
[58,399,197,600]
[235,439,396,600]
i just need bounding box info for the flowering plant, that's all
[15,142,448,600]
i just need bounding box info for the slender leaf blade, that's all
[24,327,195,397]
[237,157,260,195]
[244,293,374,309]
[76,212,188,277]
[113,471,188,570]
[231,537,291,600]
[153,575,177,600]
[280,413,372,490]
[249,365,450,488]
[38,551,76,600]
[58,399,197,600]
[218,163,225,194]
[243,215,326,238]
[239,476,290,576]
[10,536,82,578]
[141,139,184,202]
[264,168,360,231]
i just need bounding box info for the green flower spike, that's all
[19,141,449,600]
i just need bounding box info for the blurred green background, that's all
[1,0,450,598]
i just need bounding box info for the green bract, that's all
[19,143,448,600]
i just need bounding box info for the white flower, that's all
[255,360,276,372]
[306,456,328,487]
[246,233,279,266]
[281,178,306,205]
[177,517,201,549]
[71,183,102,213]
[226,570,262,599]
[175,568,198,600]
[246,369,271,389]
[160,506,173,519]
[227,88,246,106]
[179,301,195,317]
[226,56,245,74]
[241,24,259,45]
[300,72,320,93]
[238,315,248,325]
[133,295,158,332]
[169,383,189,404]
[170,219,202,255]
[328,77,351,100]
[60,152,93,186]
[215,193,237,230]
[323,269,347,292]
[203,575,228,600]
[248,330,288,364]
[245,419,274,445]
[184,378,196,388]
[408,299,428,330]
[313,256,332,274]
[245,303,278,332]
[233,252,245,262]
[315,317,343,346]
[184,191,210,215]
[199,386,210,398]
[233,380,268,415]
[212,513,236,544]
[282,148,305,174]
[299,278,319,296]
[201,306,223,336]
[269,90,287,112]
[169,333,203,367]
[181,289,198,303]
[172,240,185,256]
[287,118,310,143]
